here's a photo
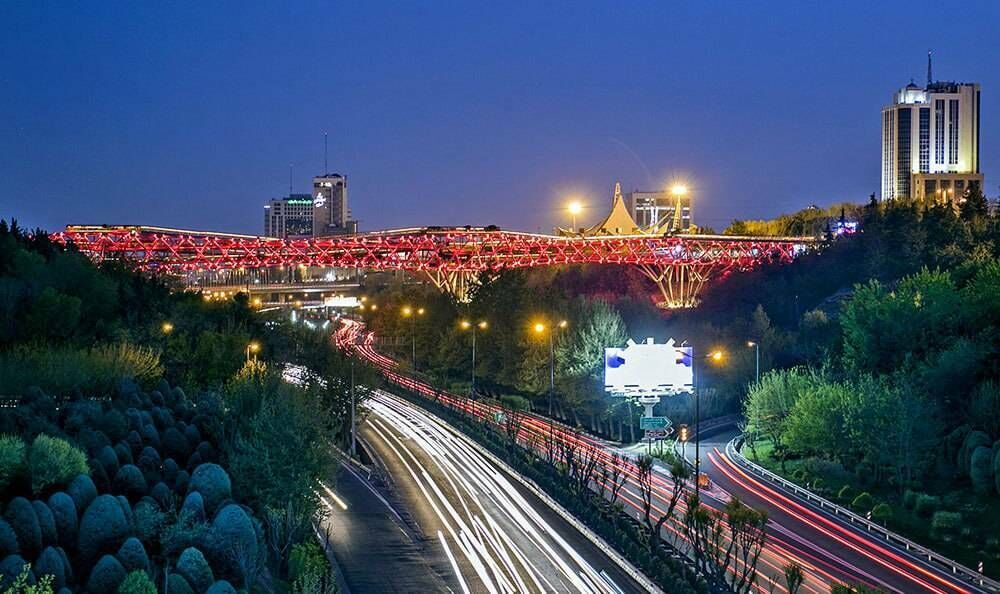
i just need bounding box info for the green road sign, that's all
[640,416,669,430]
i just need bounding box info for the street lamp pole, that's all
[748,341,760,384]
[350,355,356,457]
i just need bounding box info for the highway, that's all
[337,319,991,594]
[360,389,648,594]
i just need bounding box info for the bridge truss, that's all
[54,225,812,307]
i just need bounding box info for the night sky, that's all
[3,1,999,235]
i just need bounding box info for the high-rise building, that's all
[624,189,692,233]
[312,173,357,236]
[881,54,982,202]
[264,194,314,238]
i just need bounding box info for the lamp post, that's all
[747,340,760,384]
[402,306,425,370]
[245,341,260,363]
[161,321,174,335]
[679,347,724,501]
[460,320,488,396]
[534,319,568,455]
[567,201,583,231]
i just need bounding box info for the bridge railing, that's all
[726,437,999,593]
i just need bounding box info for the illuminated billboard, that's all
[604,338,693,397]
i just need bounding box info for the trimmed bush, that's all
[90,458,111,493]
[116,495,134,529]
[34,546,67,590]
[0,434,26,492]
[0,519,18,558]
[32,500,56,547]
[5,497,40,559]
[181,492,206,523]
[167,573,195,594]
[27,435,89,495]
[177,547,214,593]
[902,489,918,509]
[162,428,191,461]
[995,448,1000,496]
[114,443,133,466]
[174,470,190,495]
[206,504,257,580]
[116,537,150,573]
[837,485,853,501]
[914,493,940,517]
[151,482,173,509]
[851,492,874,513]
[871,503,892,524]
[117,570,156,594]
[139,424,160,449]
[97,445,121,478]
[970,446,994,494]
[930,511,962,540]
[163,458,180,487]
[87,554,127,593]
[67,474,97,512]
[0,555,30,590]
[188,464,231,516]
[132,500,164,546]
[113,465,148,501]
[46,492,78,549]
[78,494,130,563]
[960,430,991,475]
[205,581,236,594]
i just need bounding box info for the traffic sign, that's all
[640,416,670,430]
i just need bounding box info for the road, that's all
[338,319,992,594]
[359,389,648,594]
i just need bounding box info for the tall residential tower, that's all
[881,54,982,202]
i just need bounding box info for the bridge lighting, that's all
[161,322,174,334]
[670,184,689,196]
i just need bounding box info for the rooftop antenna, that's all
[289,163,293,195]
[324,132,328,174]
[927,49,933,86]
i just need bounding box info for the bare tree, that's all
[264,499,316,578]
[784,561,804,594]
[607,453,628,506]
[636,454,656,532]
[652,455,690,550]
[727,497,769,594]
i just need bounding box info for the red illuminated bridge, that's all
[55,224,815,307]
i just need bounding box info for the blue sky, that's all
[2,1,998,234]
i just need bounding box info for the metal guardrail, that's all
[726,437,999,593]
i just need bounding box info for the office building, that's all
[624,189,692,233]
[264,194,314,238]
[881,54,982,202]
[313,173,357,236]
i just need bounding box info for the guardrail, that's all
[726,437,999,593]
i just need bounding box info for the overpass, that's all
[54,224,815,307]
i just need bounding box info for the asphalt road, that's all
[361,390,648,594]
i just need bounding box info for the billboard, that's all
[604,338,693,397]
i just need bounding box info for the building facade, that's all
[312,173,356,236]
[264,194,314,238]
[624,190,692,233]
[881,75,982,202]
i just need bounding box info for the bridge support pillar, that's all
[635,263,709,309]
[423,269,480,303]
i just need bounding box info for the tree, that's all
[27,435,88,495]
[727,497,768,594]
[744,368,819,467]
[784,562,804,594]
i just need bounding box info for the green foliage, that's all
[930,511,962,539]
[837,485,853,501]
[77,494,130,563]
[26,435,88,495]
[0,343,163,397]
[0,520,18,558]
[117,570,157,594]
[33,547,67,590]
[86,555,127,593]
[0,564,55,594]
[66,474,97,513]
[288,541,328,581]
[176,547,215,593]
[914,493,940,517]
[969,447,994,495]
[187,464,232,517]
[850,492,874,513]
[0,436,26,493]
[5,498,40,559]
[724,203,859,237]
[116,537,150,574]
[871,503,892,523]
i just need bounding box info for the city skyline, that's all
[2,1,999,235]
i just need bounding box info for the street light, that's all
[533,319,569,455]
[670,184,688,196]
[747,341,760,385]
[246,341,261,362]
[460,320,488,396]
[161,321,174,335]
[567,201,583,231]
[679,346,725,501]
[402,305,425,370]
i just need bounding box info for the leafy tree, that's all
[0,435,26,492]
[27,435,88,495]
[783,561,804,594]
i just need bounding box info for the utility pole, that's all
[350,355,356,457]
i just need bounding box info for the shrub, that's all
[117,570,157,594]
[851,492,874,513]
[151,482,173,509]
[970,446,994,494]
[117,537,150,573]
[5,497,41,559]
[87,554,127,593]
[46,492,77,549]
[206,504,257,580]
[78,494,130,563]
[31,501,56,547]
[837,485,853,502]
[177,547,214,593]
[902,489,918,509]
[871,503,892,524]
[168,573,195,594]
[0,435,26,492]
[960,430,991,474]
[34,546,68,590]
[96,445,121,478]
[163,458,180,487]
[0,555,30,590]
[0,519,19,558]
[114,443,133,466]
[181,492,206,523]
[132,500,164,546]
[163,428,191,461]
[289,540,327,581]
[205,581,237,594]
[66,474,97,512]
[995,449,1000,496]
[188,464,231,516]
[930,511,962,540]
[914,494,940,517]
[113,465,148,501]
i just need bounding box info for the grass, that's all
[743,438,1000,579]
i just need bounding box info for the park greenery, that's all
[0,221,355,592]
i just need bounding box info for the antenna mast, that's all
[289,164,293,195]
[927,49,932,86]
[324,132,328,174]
